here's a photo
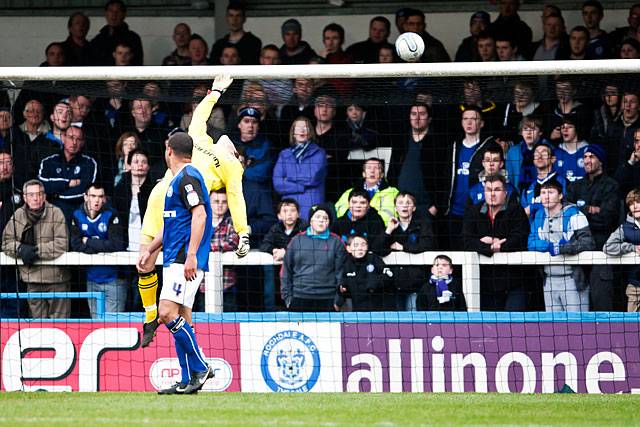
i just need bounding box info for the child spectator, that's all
[336,235,392,312]
[260,198,307,262]
[468,145,518,206]
[418,255,466,311]
[281,204,347,312]
[202,189,239,312]
[604,188,640,312]
[383,192,434,311]
[528,179,595,312]
[555,116,589,183]
[332,189,386,254]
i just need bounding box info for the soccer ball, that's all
[395,32,425,62]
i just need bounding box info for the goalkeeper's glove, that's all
[236,233,250,258]
[210,74,233,95]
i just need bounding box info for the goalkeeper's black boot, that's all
[141,318,160,348]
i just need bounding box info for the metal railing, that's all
[2,250,638,313]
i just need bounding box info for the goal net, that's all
[1,61,639,393]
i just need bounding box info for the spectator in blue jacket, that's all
[506,115,549,192]
[521,141,566,218]
[71,184,125,317]
[528,179,595,312]
[273,116,327,220]
[38,125,97,224]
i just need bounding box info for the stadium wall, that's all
[2,313,639,394]
[0,9,629,67]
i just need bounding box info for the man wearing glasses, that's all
[2,179,70,318]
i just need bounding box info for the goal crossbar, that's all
[1,59,639,81]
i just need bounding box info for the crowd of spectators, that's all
[2,0,640,317]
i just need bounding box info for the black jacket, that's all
[463,200,529,292]
[419,276,467,311]
[338,252,390,311]
[387,131,448,212]
[90,22,144,65]
[614,160,640,198]
[259,218,307,253]
[566,173,621,249]
[463,201,529,256]
[382,216,434,293]
[332,208,386,255]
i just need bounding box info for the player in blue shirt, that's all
[137,132,214,395]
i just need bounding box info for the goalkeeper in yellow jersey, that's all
[137,75,249,348]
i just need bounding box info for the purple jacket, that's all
[273,142,327,220]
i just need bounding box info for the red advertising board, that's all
[0,322,240,392]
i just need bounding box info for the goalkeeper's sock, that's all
[138,270,158,323]
[167,315,208,373]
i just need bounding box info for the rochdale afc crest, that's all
[260,330,321,392]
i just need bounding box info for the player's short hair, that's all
[626,188,640,207]
[277,198,300,213]
[168,132,193,158]
[348,189,370,202]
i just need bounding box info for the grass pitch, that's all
[0,392,638,426]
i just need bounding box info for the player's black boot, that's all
[141,318,160,348]
[158,382,188,395]
[183,365,214,394]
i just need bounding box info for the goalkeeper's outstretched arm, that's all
[189,75,250,257]
[188,75,232,139]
